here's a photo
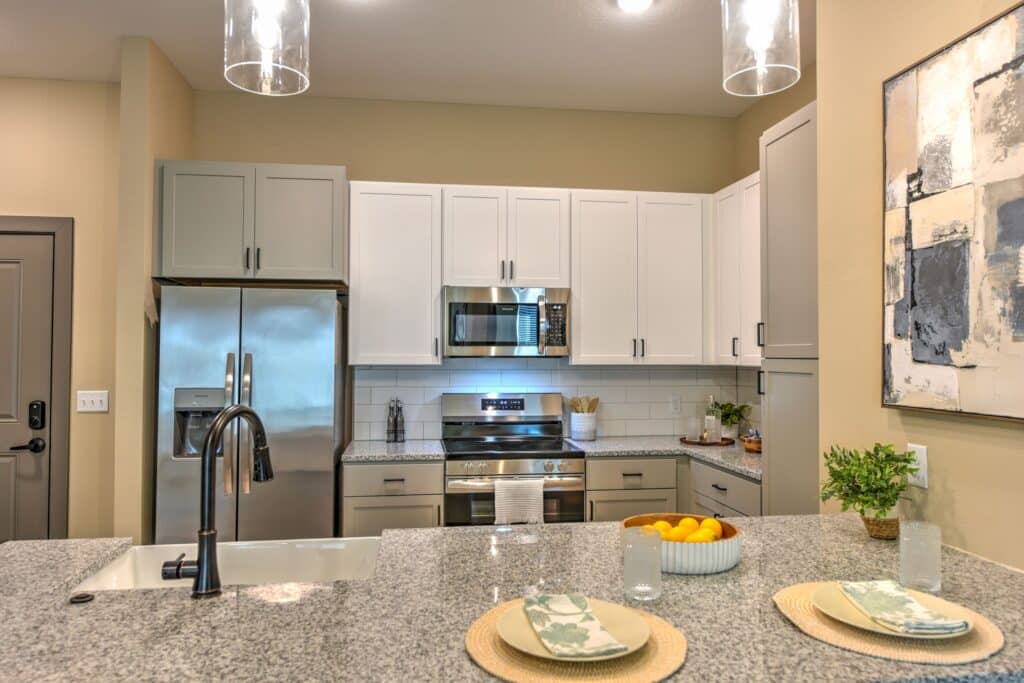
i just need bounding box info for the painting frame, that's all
[880,1,1024,423]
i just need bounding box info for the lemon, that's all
[675,517,699,534]
[700,518,723,540]
[684,529,716,543]
[666,526,690,542]
[652,520,673,533]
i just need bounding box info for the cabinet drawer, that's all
[586,458,676,490]
[586,488,677,522]
[691,461,761,516]
[342,462,443,497]
[342,494,443,537]
[693,492,746,519]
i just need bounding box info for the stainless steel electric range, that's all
[441,393,585,526]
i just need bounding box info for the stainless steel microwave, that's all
[442,286,570,357]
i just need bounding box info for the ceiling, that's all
[0,0,815,117]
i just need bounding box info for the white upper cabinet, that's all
[161,161,255,279]
[349,182,442,366]
[507,188,571,287]
[737,173,762,366]
[711,171,761,367]
[638,193,703,365]
[158,160,347,281]
[713,182,742,365]
[442,185,507,287]
[254,164,347,281]
[571,191,639,365]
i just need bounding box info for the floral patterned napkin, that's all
[838,581,969,635]
[523,594,629,658]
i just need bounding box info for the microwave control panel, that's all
[545,304,567,347]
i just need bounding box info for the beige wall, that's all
[0,78,120,538]
[193,92,737,193]
[818,0,1024,569]
[112,38,192,543]
[733,62,817,181]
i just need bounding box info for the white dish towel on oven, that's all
[493,478,545,525]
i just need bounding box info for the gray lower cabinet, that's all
[586,488,676,522]
[341,462,444,537]
[761,358,819,515]
[691,461,761,516]
[693,492,745,519]
[157,160,348,281]
[676,457,692,514]
[342,494,443,537]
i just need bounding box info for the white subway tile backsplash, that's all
[351,359,754,440]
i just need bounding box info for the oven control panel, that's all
[481,397,525,411]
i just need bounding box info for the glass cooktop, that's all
[442,438,583,460]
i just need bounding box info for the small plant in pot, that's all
[820,443,917,540]
[712,401,749,440]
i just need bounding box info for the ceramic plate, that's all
[496,598,651,662]
[811,583,974,640]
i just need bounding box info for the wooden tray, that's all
[680,437,735,447]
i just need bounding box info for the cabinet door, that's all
[342,494,443,537]
[760,358,819,515]
[349,182,442,365]
[638,192,703,365]
[442,185,507,286]
[761,102,818,358]
[738,173,763,366]
[712,182,741,365]
[160,161,254,278]
[507,188,570,287]
[254,164,347,281]
[586,489,677,522]
[571,191,638,365]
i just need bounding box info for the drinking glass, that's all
[899,521,942,593]
[623,526,662,602]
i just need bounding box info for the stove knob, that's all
[543,461,555,473]
[556,461,566,472]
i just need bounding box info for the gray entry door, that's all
[0,234,54,541]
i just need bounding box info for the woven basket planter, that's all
[861,515,899,540]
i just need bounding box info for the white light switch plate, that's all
[77,390,109,413]
[670,394,683,416]
[907,443,928,489]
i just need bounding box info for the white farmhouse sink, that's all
[75,537,381,592]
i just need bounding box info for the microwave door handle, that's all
[222,353,235,496]
[537,295,547,356]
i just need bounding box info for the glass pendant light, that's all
[721,0,800,97]
[224,0,310,96]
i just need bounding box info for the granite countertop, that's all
[572,436,763,481]
[341,439,445,463]
[3,513,1022,681]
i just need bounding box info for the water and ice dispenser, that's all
[173,388,225,459]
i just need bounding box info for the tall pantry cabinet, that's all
[759,102,820,516]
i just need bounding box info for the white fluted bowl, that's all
[622,513,742,575]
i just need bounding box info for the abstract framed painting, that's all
[882,3,1024,421]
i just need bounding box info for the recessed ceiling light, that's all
[618,0,653,14]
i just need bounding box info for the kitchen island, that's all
[2,513,1021,681]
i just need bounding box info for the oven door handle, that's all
[446,475,584,493]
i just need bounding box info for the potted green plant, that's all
[820,443,918,540]
[712,401,749,440]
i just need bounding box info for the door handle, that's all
[641,339,646,357]
[632,338,637,357]
[500,260,505,281]
[510,260,515,281]
[223,352,236,495]
[435,337,440,358]
[757,322,765,347]
[537,295,547,356]
[245,247,251,271]
[711,483,728,492]
[255,247,262,271]
[732,337,739,358]
[239,352,253,494]
[588,500,594,522]
[9,438,45,453]
[757,370,765,396]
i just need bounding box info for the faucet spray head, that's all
[253,445,274,483]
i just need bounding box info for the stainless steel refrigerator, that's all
[155,286,343,544]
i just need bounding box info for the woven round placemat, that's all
[465,599,687,682]
[773,582,1004,665]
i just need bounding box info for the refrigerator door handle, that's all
[239,352,253,494]
[223,353,236,495]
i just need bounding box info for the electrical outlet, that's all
[670,394,683,416]
[77,390,109,413]
[907,443,928,489]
